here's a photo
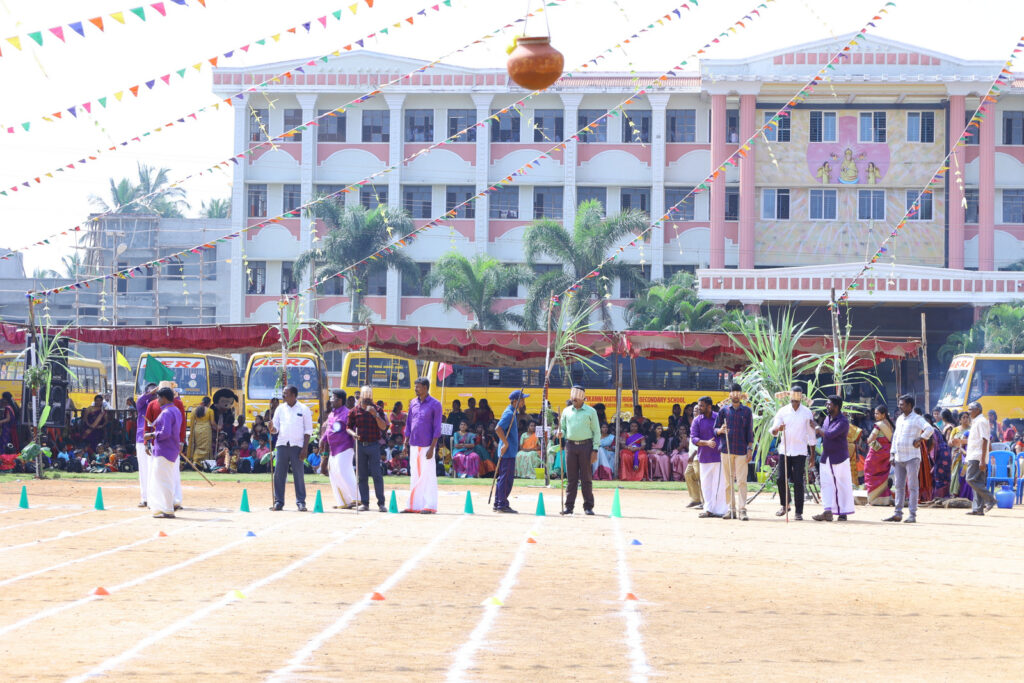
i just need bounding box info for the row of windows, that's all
[759,188,934,222]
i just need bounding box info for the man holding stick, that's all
[494,390,528,514]
[716,383,754,521]
[812,395,854,522]
[558,385,601,516]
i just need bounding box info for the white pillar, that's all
[561,94,583,227]
[297,94,317,318]
[472,93,493,252]
[648,94,670,282]
[384,94,405,210]
[229,94,249,324]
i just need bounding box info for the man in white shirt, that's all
[884,394,933,524]
[963,401,997,516]
[770,384,817,521]
[269,385,313,512]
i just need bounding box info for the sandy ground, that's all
[1,476,1022,682]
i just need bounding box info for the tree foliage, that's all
[421,251,533,330]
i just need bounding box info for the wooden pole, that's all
[614,351,621,479]
[541,293,554,490]
[921,312,930,412]
[830,288,842,398]
[629,355,639,414]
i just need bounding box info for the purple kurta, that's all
[820,414,850,464]
[320,406,353,454]
[151,403,182,462]
[405,395,442,448]
[691,412,721,464]
[135,393,155,442]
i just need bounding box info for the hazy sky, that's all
[0,0,1021,275]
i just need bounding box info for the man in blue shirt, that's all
[494,389,528,513]
[715,383,754,521]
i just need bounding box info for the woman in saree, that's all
[669,424,690,482]
[646,424,670,481]
[864,405,894,505]
[515,421,543,478]
[187,396,215,466]
[594,422,617,480]
[473,425,497,477]
[451,420,480,478]
[0,392,18,452]
[948,411,973,501]
[619,420,648,482]
[926,414,952,499]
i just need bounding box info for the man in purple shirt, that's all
[143,387,181,519]
[320,390,358,509]
[134,382,158,508]
[813,395,854,522]
[692,396,728,518]
[403,377,443,513]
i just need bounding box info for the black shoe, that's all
[137,501,147,508]
[584,509,595,516]
[984,500,996,513]
[270,502,283,511]
[497,507,518,514]
[882,514,902,522]
[560,509,573,516]
[297,504,307,512]
[837,514,848,522]
[686,501,701,508]
[794,513,803,521]
[812,511,834,522]
[966,510,984,516]
[356,504,369,512]
[378,505,387,513]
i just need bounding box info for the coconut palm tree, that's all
[201,197,231,219]
[523,199,650,329]
[983,302,1024,353]
[421,252,534,330]
[89,163,189,217]
[294,201,419,323]
[90,177,142,214]
[938,325,985,365]
[61,254,87,280]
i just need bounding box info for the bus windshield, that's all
[938,367,969,406]
[138,357,208,396]
[345,357,411,389]
[248,358,321,399]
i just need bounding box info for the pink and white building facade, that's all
[213,36,1024,333]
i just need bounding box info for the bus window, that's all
[250,362,321,399]
[346,357,411,389]
[970,359,1024,400]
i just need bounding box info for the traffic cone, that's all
[625,592,639,601]
[535,492,546,516]
[371,592,386,601]
[313,490,324,513]
[388,490,398,513]
[240,489,250,513]
[94,487,105,511]
[17,485,28,509]
[610,488,622,518]
[158,531,168,537]
[527,537,537,544]
[92,587,110,596]
[463,490,474,515]
[246,531,256,537]
[631,539,642,546]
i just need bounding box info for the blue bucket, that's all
[995,485,1015,510]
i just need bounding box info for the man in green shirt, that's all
[558,385,601,516]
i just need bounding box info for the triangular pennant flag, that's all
[129,85,140,96]
[49,26,66,42]
[27,31,43,46]
[111,11,126,23]
[88,16,104,31]
[152,2,167,16]
[130,7,146,21]
[6,36,21,51]
[69,21,85,37]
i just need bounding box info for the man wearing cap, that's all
[812,395,854,522]
[134,382,158,508]
[558,385,601,516]
[320,389,357,509]
[494,390,528,513]
[770,383,817,521]
[404,377,443,514]
[963,401,998,516]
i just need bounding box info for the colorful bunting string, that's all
[2,0,384,135]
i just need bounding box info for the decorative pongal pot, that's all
[506,36,564,90]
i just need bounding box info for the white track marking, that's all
[0,515,144,554]
[0,510,90,531]
[268,516,467,682]
[0,519,291,638]
[613,517,650,682]
[446,519,543,682]
[65,518,381,683]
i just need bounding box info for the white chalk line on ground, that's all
[0,515,146,554]
[445,519,543,683]
[65,517,383,683]
[0,519,292,639]
[613,516,651,683]
[0,509,90,532]
[268,516,467,683]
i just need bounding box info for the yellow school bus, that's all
[0,354,108,412]
[135,352,241,413]
[340,351,418,415]
[243,352,330,424]
[936,353,1024,419]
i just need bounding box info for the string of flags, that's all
[1,0,209,59]
[832,32,1024,307]
[2,0,385,135]
[553,2,898,307]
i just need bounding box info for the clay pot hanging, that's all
[507,36,564,91]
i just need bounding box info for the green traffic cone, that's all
[463,490,474,515]
[610,488,622,518]
[18,485,28,509]
[388,490,399,513]
[313,490,324,513]
[94,486,105,511]
[535,492,546,516]
[240,489,250,513]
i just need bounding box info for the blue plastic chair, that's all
[1015,455,1024,504]
[986,450,1016,493]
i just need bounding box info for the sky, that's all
[0,0,1022,277]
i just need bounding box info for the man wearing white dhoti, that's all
[813,395,854,522]
[144,387,182,519]
[134,383,158,508]
[692,396,728,518]
[403,377,443,514]
[320,390,358,509]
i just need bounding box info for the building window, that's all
[577,187,607,215]
[281,262,297,295]
[403,186,432,219]
[489,186,519,218]
[725,109,739,143]
[318,110,346,142]
[318,276,344,296]
[283,109,303,142]
[315,184,344,200]
[907,112,934,143]
[667,109,696,142]
[764,111,790,142]
[1002,189,1024,223]
[577,109,607,142]
[164,257,184,281]
[248,108,268,142]
[447,109,477,142]
[401,263,432,296]
[964,188,979,224]
[620,187,651,214]
[761,189,790,220]
[366,270,387,296]
[906,191,933,221]
[1003,111,1024,145]
[247,184,267,218]
[490,109,520,142]
[361,110,390,142]
[283,184,302,214]
[445,185,475,219]
[859,112,886,143]
[809,111,836,143]
[725,187,740,221]
[663,264,695,280]
[810,189,837,220]
[532,109,564,142]
[405,109,433,142]
[360,185,387,210]
[246,261,266,294]
[619,265,650,299]
[857,189,885,220]
[665,187,696,221]
[622,110,652,143]
[499,266,521,297]
[965,112,979,146]
[533,186,563,219]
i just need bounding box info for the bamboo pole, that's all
[921,312,930,412]
[830,288,842,398]
[614,351,621,479]
[541,293,554,490]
